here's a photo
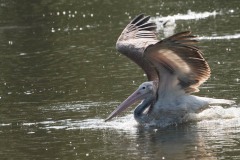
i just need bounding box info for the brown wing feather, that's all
[116,14,159,81]
[117,14,157,41]
[145,31,211,93]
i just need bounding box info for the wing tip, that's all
[131,13,145,24]
[131,13,156,30]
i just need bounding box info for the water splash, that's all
[14,98,238,132]
[188,105,240,121]
[0,98,235,133]
[153,10,219,22]
[152,10,240,40]
[77,115,138,131]
[151,10,220,37]
[198,34,240,40]
[19,115,138,133]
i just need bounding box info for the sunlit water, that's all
[0,0,240,159]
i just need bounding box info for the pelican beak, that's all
[105,89,146,122]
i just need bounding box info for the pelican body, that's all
[105,14,212,126]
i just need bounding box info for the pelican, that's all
[105,14,213,126]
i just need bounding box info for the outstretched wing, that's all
[116,14,159,81]
[145,31,211,93]
[116,14,211,93]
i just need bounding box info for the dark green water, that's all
[0,0,240,159]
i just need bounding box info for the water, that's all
[0,0,240,159]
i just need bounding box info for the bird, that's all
[105,14,212,126]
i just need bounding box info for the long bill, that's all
[105,89,146,122]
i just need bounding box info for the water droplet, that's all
[51,28,55,33]
[24,91,32,95]
[86,153,89,156]
[63,11,66,15]
[20,53,27,56]
[8,41,13,45]
[226,48,231,51]
[27,131,35,134]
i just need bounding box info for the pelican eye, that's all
[142,86,146,89]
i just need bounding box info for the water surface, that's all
[0,0,240,159]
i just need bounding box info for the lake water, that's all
[0,0,240,159]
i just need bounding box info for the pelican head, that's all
[137,81,155,97]
[105,81,156,121]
